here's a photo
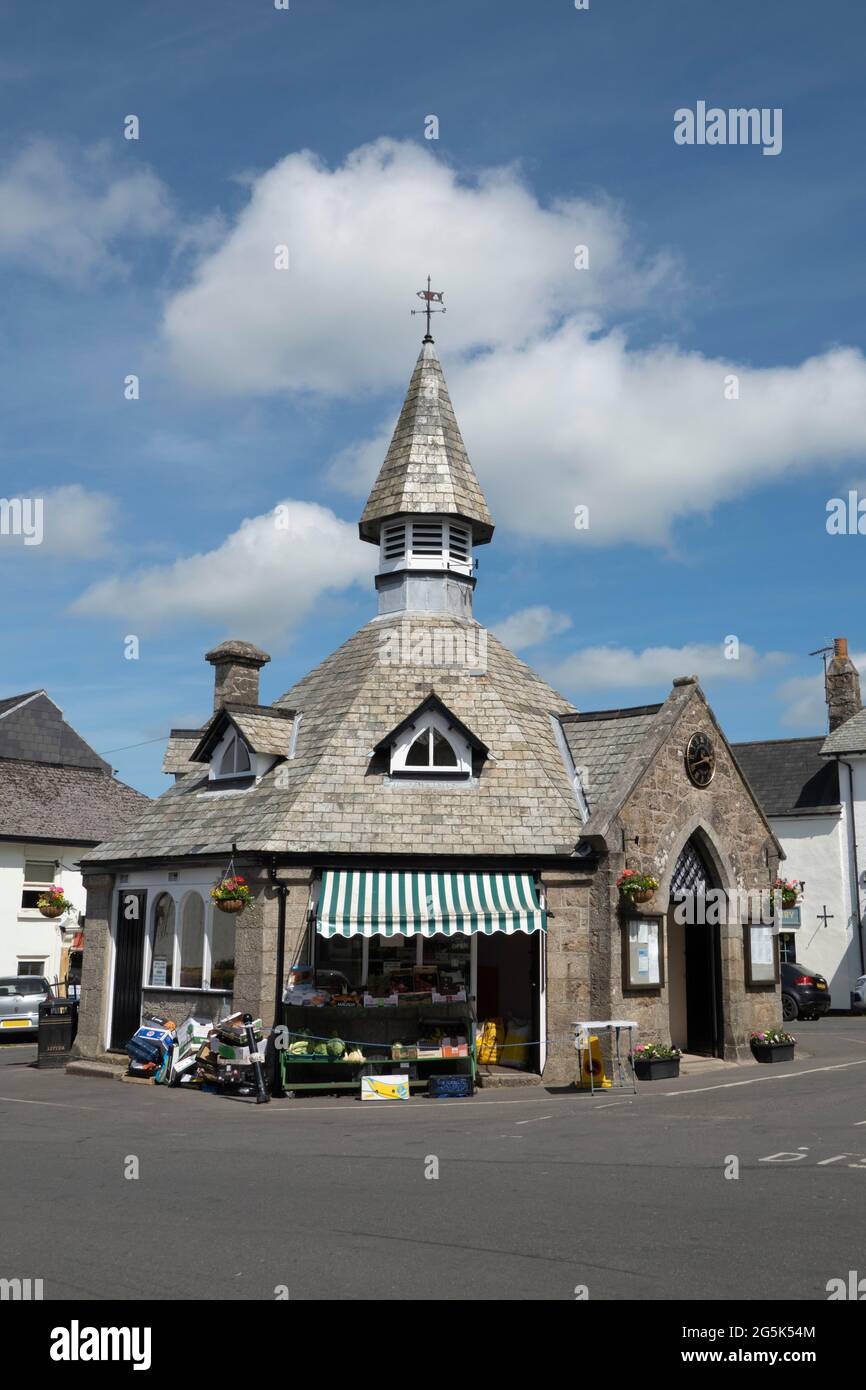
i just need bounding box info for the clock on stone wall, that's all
[685,732,715,788]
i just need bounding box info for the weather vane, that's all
[411,275,445,341]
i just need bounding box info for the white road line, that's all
[663,1058,866,1096]
[515,1114,553,1125]
[0,1095,100,1110]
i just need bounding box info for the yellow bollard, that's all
[577,1034,611,1090]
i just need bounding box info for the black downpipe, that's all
[838,757,865,976]
[270,857,287,1022]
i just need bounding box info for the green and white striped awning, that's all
[317,870,546,938]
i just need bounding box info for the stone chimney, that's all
[205,640,270,711]
[825,637,861,731]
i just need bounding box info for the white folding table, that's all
[573,1019,639,1094]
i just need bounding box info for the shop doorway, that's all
[476,932,541,1072]
[110,890,147,1050]
[667,838,724,1057]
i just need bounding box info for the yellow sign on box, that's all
[361,1075,410,1101]
[577,1034,611,1090]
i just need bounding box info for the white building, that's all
[0,690,148,982]
[733,639,866,1008]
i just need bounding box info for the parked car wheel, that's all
[782,993,799,1022]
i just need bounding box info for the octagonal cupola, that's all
[359,330,494,618]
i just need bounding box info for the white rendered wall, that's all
[770,811,860,1003]
[0,842,86,981]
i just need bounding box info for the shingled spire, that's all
[359,338,494,546]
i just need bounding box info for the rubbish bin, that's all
[37,996,79,1068]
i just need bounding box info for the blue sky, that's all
[2,0,866,795]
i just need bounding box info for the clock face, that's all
[686,732,715,788]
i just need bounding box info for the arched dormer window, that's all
[389,707,473,779]
[217,734,251,779]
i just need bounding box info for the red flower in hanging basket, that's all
[36,885,73,918]
[211,875,253,911]
[616,871,659,900]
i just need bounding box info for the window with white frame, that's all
[389,709,471,778]
[216,734,251,778]
[145,890,236,992]
[21,859,57,911]
[18,959,47,976]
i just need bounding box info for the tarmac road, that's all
[2,1016,866,1301]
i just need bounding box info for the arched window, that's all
[218,735,251,778]
[149,894,175,987]
[179,893,205,988]
[405,727,459,769]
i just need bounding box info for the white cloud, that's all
[337,326,866,546]
[70,499,375,641]
[162,138,673,396]
[0,138,173,282]
[492,605,572,650]
[161,137,866,547]
[777,652,866,730]
[546,641,788,695]
[0,485,118,559]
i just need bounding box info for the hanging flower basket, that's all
[750,1028,796,1063]
[617,870,659,906]
[36,886,72,919]
[772,879,800,910]
[211,875,252,914]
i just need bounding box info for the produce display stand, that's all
[278,1000,476,1096]
[572,1019,639,1095]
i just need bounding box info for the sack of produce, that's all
[478,1018,506,1065]
[500,1017,531,1069]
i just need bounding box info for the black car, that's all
[781,961,831,1021]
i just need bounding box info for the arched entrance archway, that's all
[667,835,725,1057]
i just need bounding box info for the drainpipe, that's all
[835,757,865,977]
[269,858,287,1024]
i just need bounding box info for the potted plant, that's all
[36,886,72,919]
[211,875,252,914]
[617,869,660,906]
[750,1028,796,1063]
[631,1042,681,1080]
[772,878,801,910]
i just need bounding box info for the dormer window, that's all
[405,726,460,770]
[216,734,252,779]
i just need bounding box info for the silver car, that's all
[0,977,51,1035]
[853,975,866,1013]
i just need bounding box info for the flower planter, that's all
[633,1056,680,1081]
[214,898,246,914]
[623,889,654,905]
[38,904,65,919]
[751,1042,795,1064]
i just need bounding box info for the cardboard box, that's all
[441,1037,469,1058]
[174,1014,214,1061]
[391,1043,418,1060]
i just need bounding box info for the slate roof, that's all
[0,760,150,843]
[820,708,866,756]
[162,731,202,777]
[358,340,494,545]
[559,704,664,825]
[0,691,110,771]
[732,738,841,816]
[191,705,295,762]
[82,614,585,863]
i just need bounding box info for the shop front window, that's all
[422,934,470,994]
[150,893,175,987]
[315,935,364,991]
[366,934,418,996]
[179,893,205,988]
[211,910,236,991]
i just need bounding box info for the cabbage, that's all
[327,1036,345,1059]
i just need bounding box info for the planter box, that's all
[633,1056,680,1081]
[751,1042,795,1064]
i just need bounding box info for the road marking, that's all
[0,1095,100,1111]
[663,1058,866,1096]
[515,1114,553,1125]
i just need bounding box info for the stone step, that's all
[476,1068,543,1088]
[66,1059,127,1082]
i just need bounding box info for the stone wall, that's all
[540,868,593,1084]
[73,872,115,1059]
[604,694,782,1059]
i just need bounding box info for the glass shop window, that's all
[366,935,418,995]
[210,910,236,991]
[149,893,175,987]
[314,935,364,991]
[179,893,205,988]
[422,934,470,993]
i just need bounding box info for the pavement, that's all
[2,1015,866,1301]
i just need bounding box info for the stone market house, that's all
[0,690,149,983]
[74,334,783,1080]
